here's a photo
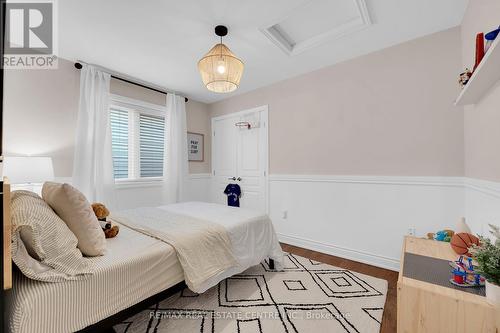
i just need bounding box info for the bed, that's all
[4,181,284,333]
[111,202,284,292]
[8,222,184,333]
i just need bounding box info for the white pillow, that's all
[11,190,93,282]
[42,182,106,256]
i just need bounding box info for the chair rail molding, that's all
[269,174,465,187]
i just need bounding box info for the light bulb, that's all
[217,64,226,74]
[216,60,226,74]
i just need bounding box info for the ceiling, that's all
[59,0,468,104]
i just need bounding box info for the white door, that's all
[212,106,268,213]
[212,115,238,206]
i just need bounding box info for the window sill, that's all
[114,178,163,189]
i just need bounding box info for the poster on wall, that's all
[187,132,204,162]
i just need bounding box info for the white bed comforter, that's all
[113,202,284,293]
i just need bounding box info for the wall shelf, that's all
[455,35,500,106]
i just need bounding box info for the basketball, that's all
[450,232,480,256]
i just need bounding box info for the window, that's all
[110,109,129,179]
[139,114,164,177]
[109,95,166,183]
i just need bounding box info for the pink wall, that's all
[461,0,500,182]
[210,28,464,176]
[185,100,211,174]
[3,59,80,177]
[3,58,211,176]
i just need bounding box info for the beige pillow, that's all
[11,190,93,282]
[42,182,106,256]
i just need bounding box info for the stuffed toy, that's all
[91,203,119,239]
[427,229,454,242]
[103,224,120,239]
[458,68,472,88]
[91,203,109,221]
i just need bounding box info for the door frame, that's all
[211,105,269,213]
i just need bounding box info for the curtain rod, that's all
[74,61,188,103]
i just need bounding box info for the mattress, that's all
[158,202,284,290]
[8,222,184,333]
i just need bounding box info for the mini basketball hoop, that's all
[235,121,251,129]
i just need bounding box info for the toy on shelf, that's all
[427,229,454,242]
[484,26,500,53]
[449,255,485,288]
[473,33,485,72]
[458,69,472,88]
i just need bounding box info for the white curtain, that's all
[73,65,115,206]
[164,93,188,203]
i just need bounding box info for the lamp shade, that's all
[3,156,54,184]
[198,43,244,93]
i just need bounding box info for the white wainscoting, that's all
[53,174,212,210]
[50,174,500,271]
[268,175,465,271]
[185,173,212,202]
[464,177,500,238]
[111,173,212,210]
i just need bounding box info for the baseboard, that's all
[277,233,400,271]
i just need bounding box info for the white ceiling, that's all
[261,0,372,56]
[59,0,468,104]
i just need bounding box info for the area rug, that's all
[114,253,388,333]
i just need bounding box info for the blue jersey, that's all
[224,184,241,207]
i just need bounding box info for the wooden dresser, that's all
[397,236,499,333]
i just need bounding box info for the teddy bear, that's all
[91,203,119,238]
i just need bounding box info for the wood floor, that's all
[281,243,398,333]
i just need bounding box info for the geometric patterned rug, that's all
[114,253,388,333]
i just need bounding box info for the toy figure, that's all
[449,255,485,288]
[458,69,472,88]
[427,229,454,242]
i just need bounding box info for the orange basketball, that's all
[450,232,479,256]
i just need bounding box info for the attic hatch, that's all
[261,0,371,56]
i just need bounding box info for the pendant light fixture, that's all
[198,25,244,93]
